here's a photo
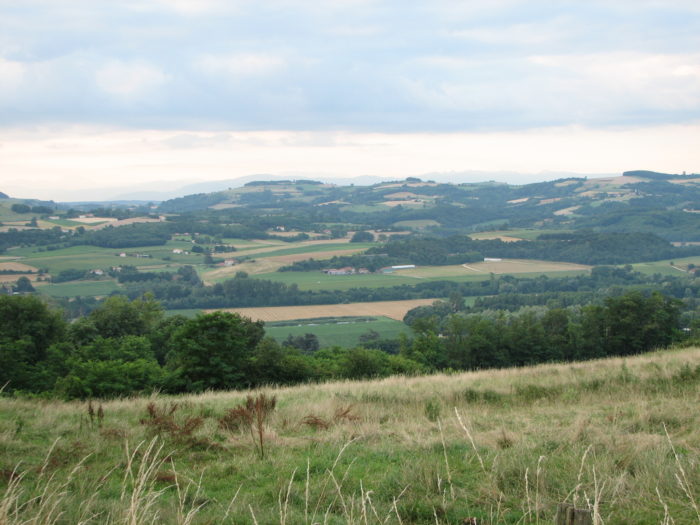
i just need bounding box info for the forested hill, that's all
[151,172,700,241]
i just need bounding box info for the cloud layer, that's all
[1,0,699,131]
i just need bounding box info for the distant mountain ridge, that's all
[0,191,9,199]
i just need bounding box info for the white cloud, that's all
[528,52,700,111]
[448,17,574,46]
[150,0,233,14]
[0,58,25,94]
[95,61,169,98]
[197,53,286,77]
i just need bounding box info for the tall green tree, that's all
[0,295,66,391]
[166,312,264,391]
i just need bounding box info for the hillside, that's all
[1,347,699,524]
[152,172,700,241]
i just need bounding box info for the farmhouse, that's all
[324,267,355,275]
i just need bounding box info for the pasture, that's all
[207,298,438,322]
[265,316,411,348]
[36,280,122,298]
[254,260,590,292]
[397,259,590,278]
[6,241,205,274]
[393,219,440,229]
[631,255,700,276]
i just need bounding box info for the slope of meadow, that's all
[1,347,700,524]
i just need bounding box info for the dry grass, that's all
[0,262,39,272]
[1,347,700,523]
[0,274,38,283]
[206,298,437,321]
[88,217,164,230]
[553,206,581,216]
[395,259,590,278]
[468,234,524,242]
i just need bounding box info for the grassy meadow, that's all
[265,316,412,347]
[36,280,123,298]
[1,347,700,524]
[255,261,590,293]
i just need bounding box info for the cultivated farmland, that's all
[397,259,590,277]
[207,298,438,321]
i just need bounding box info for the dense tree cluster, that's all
[402,291,682,370]
[0,289,688,400]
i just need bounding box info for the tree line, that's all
[0,289,689,400]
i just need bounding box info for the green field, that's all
[469,228,572,241]
[37,280,122,297]
[265,316,411,347]
[7,241,205,274]
[256,270,420,290]
[256,265,589,291]
[393,219,440,229]
[632,255,700,276]
[239,242,375,260]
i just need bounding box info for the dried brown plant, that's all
[219,393,277,459]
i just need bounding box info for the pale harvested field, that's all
[468,233,522,242]
[203,259,284,281]
[71,216,117,224]
[0,273,38,283]
[88,217,163,230]
[463,259,589,274]
[585,175,643,185]
[207,298,437,321]
[538,197,561,205]
[265,230,324,238]
[269,247,367,264]
[396,259,590,278]
[208,203,240,210]
[203,247,373,282]
[0,262,38,272]
[553,205,581,216]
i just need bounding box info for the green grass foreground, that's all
[2,347,700,524]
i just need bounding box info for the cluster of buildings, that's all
[323,265,417,275]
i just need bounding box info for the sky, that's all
[1,0,699,200]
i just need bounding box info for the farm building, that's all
[391,265,416,269]
[324,267,355,275]
[484,258,502,262]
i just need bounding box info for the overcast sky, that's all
[1,0,699,200]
